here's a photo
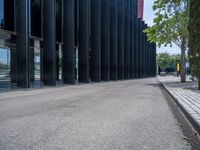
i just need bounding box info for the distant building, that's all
[138,0,144,19]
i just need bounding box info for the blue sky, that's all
[143,0,180,54]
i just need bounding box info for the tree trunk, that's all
[180,45,186,83]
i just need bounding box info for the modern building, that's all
[0,0,156,89]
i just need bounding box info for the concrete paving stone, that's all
[158,76,200,136]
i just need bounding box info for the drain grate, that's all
[161,85,200,150]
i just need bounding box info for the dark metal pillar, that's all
[141,21,145,78]
[144,24,148,77]
[117,0,125,80]
[154,43,157,77]
[130,16,135,79]
[78,0,90,83]
[90,0,101,82]
[110,0,118,80]
[63,0,76,84]
[124,0,130,80]
[10,49,17,83]
[147,41,150,77]
[43,0,56,86]
[138,19,142,78]
[30,42,35,83]
[101,0,110,81]
[134,19,139,78]
[56,45,60,81]
[16,0,30,88]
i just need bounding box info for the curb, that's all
[159,81,200,136]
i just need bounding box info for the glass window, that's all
[31,0,42,38]
[0,48,10,78]
[0,0,14,31]
[0,0,4,29]
[56,0,62,42]
[5,0,14,31]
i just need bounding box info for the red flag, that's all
[138,0,144,20]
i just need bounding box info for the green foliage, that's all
[170,54,181,67]
[188,0,200,85]
[157,52,171,71]
[144,0,188,48]
[157,52,181,71]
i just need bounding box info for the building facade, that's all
[0,0,156,89]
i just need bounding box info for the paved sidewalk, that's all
[158,76,200,134]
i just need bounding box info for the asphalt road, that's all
[0,78,191,150]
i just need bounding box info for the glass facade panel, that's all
[5,0,14,31]
[31,0,42,38]
[0,0,14,31]
[56,0,62,42]
[0,48,10,78]
[0,0,4,29]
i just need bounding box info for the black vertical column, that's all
[147,41,150,77]
[43,0,56,86]
[40,40,44,82]
[16,0,30,88]
[130,17,135,79]
[141,21,145,78]
[30,43,34,83]
[78,0,90,83]
[110,0,118,80]
[101,0,110,81]
[124,0,130,79]
[144,24,148,77]
[10,48,17,83]
[130,0,134,79]
[133,0,138,78]
[117,0,125,80]
[151,43,153,77]
[134,19,139,78]
[63,0,76,84]
[138,19,142,78]
[56,45,60,81]
[150,43,153,77]
[154,43,157,77]
[90,0,101,82]
[152,43,156,77]
[10,35,17,83]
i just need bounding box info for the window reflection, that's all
[0,0,4,29]
[56,0,62,42]
[31,0,42,38]
[0,48,10,78]
[0,0,14,31]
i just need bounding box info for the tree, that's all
[144,0,189,82]
[188,0,200,89]
[157,52,171,71]
[170,54,181,68]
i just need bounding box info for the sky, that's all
[143,0,180,55]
